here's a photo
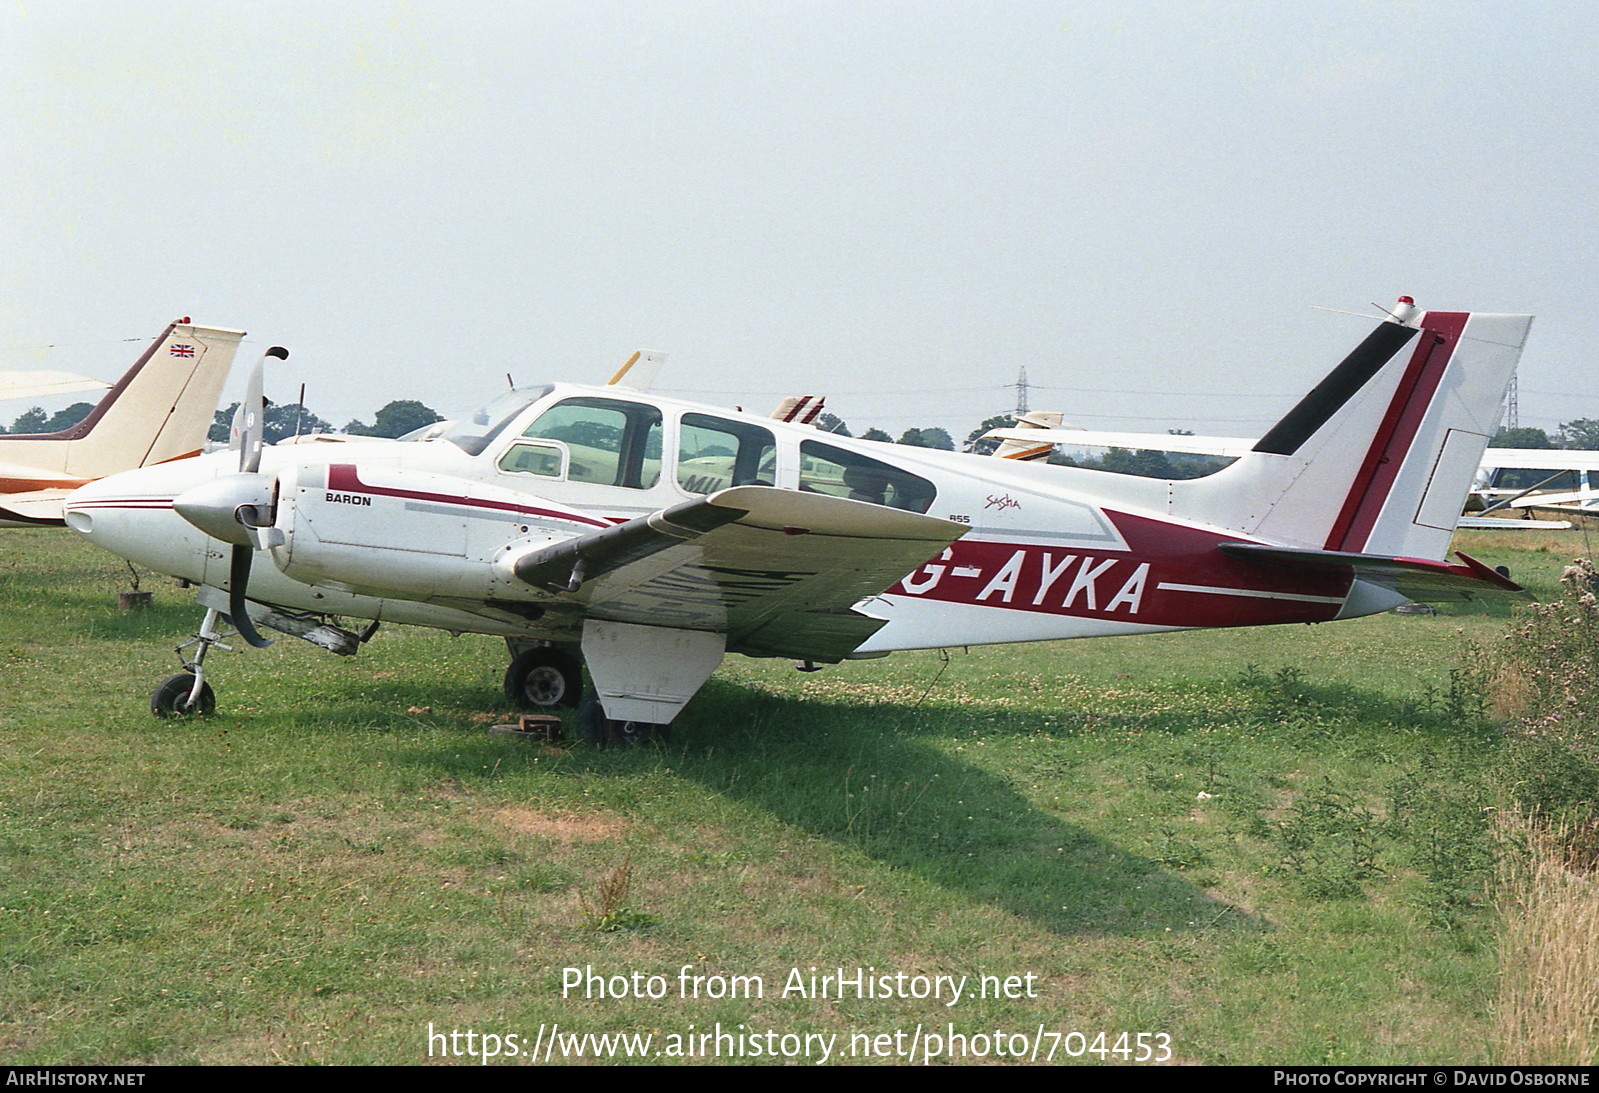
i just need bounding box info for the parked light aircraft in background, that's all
[1464,447,1599,524]
[984,433,1587,531]
[0,320,244,527]
[64,299,1532,744]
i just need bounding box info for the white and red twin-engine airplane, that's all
[64,299,1531,742]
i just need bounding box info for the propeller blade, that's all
[232,345,288,475]
[227,544,273,649]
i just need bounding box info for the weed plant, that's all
[1472,558,1599,861]
[1494,817,1599,1065]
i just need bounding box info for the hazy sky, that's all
[3,1,1594,441]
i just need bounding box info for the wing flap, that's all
[512,485,965,659]
[1219,542,1526,602]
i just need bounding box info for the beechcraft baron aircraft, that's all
[64,299,1531,744]
[1,320,244,527]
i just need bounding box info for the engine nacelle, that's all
[269,462,582,602]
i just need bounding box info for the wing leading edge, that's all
[512,485,967,661]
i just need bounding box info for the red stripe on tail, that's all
[1323,312,1468,552]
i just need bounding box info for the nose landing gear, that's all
[150,607,232,717]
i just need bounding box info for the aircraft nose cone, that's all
[172,473,274,546]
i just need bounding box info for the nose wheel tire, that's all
[504,648,583,710]
[151,673,216,718]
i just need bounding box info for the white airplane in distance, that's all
[984,429,1589,531]
[65,298,1531,743]
[1464,447,1599,525]
[0,320,245,527]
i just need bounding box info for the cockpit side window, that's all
[677,414,776,494]
[798,440,936,513]
[518,397,662,489]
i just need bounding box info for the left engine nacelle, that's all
[269,461,577,601]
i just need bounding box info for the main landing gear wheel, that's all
[576,692,671,748]
[504,648,583,710]
[151,672,216,718]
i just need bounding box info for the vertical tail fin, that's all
[1178,302,1533,560]
[58,321,245,478]
[993,411,1066,461]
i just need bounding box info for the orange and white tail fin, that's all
[770,395,827,425]
[1179,300,1533,561]
[0,321,244,486]
[993,411,1065,461]
[63,321,244,479]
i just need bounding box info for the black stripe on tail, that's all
[1252,322,1418,456]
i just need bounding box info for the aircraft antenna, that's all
[293,383,306,440]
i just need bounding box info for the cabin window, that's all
[799,440,936,513]
[496,440,567,478]
[677,414,776,494]
[518,397,662,489]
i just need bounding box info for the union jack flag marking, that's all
[169,344,196,357]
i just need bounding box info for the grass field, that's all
[0,525,1591,1065]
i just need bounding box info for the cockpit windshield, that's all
[437,385,554,455]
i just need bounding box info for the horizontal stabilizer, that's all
[0,489,73,526]
[1219,542,1526,602]
[0,370,112,401]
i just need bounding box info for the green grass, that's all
[0,528,1576,1064]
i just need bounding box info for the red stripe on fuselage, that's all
[64,498,174,509]
[324,464,610,528]
[894,510,1352,628]
[1323,312,1468,553]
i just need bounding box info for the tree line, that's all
[18,395,1596,483]
[202,399,444,444]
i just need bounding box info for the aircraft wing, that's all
[1219,543,1527,602]
[1481,447,1599,471]
[1458,515,1572,530]
[982,427,1259,458]
[1508,488,1599,509]
[512,485,967,660]
[0,488,74,526]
